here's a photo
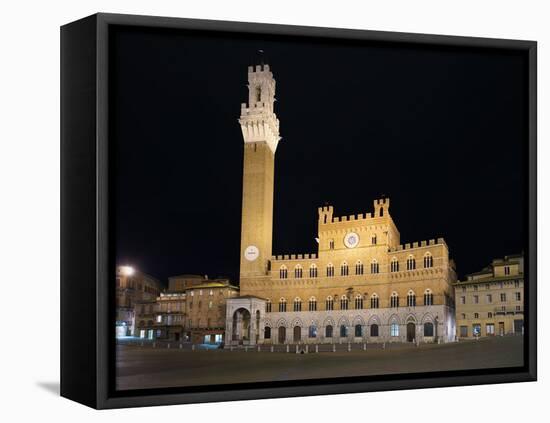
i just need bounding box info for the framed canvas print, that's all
[60,13,537,409]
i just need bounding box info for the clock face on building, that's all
[343,232,360,249]
[244,245,260,261]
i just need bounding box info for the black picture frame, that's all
[61,12,537,409]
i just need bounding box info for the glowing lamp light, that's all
[120,266,135,276]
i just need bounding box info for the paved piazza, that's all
[116,336,523,390]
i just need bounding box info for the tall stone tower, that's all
[238,64,280,280]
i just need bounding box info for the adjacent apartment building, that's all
[454,254,524,338]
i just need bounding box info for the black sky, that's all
[111,25,527,286]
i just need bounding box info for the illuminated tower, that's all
[238,64,280,280]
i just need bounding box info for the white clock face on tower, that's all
[244,245,260,261]
[343,232,360,249]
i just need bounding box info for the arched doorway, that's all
[231,308,251,344]
[278,326,286,344]
[407,322,416,342]
[293,326,301,342]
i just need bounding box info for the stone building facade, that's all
[115,265,161,337]
[133,275,240,343]
[225,64,457,346]
[454,254,524,338]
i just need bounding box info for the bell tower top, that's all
[239,64,281,154]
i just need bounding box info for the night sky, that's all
[111,25,527,286]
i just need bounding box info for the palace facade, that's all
[225,64,457,346]
[454,254,524,338]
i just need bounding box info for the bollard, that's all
[348,343,351,352]
[286,344,289,353]
[315,344,319,353]
[167,343,170,349]
[305,345,309,354]
[230,346,233,351]
[153,342,156,348]
[257,345,261,352]
[191,344,195,351]
[271,345,274,353]
[245,346,248,352]
[363,343,366,351]
[332,344,336,352]
[295,345,299,354]
[179,343,183,349]
[140,342,144,347]
[382,342,386,350]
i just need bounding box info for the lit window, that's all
[354,325,362,337]
[308,326,317,338]
[390,323,399,337]
[156,315,162,323]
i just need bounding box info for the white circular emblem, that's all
[343,232,359,249]
[244,245,260,261]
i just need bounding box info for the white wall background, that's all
[0,0,547,421]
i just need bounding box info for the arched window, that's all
[293,297,302,312]
[390,292,399,308]
[355,324,362,337]
[390,257,399,272]
[326,263,334,277]
[370,259,379,274]
[424,289,434,306]
[406,255,416,270]
[329,239,335,250]
[340,262,349,276]
[294,264,303,279]
[355,261,364,275]
[308,296,317,311]
[423,322,434,337]
[407,290,416,307]
[279,265,288,279]
[265,299,272,313]
[340,295,349,310]
[370,324,379,336]
[370,293,379,309]
[372,234,377,244]
[325,296,334,311]
[309,264,318,278]
[308,325,317,338]
[325,325,333,338]
[354,295,364,309]
[390,322,399,337]
[264,326,271,339]
[424,253,434,268]
[278,298,287,312]
[340,325,348,337]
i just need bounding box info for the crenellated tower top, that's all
[239,64,281,154]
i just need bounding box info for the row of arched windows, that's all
[265,289,434,312]
[264,322,435,339]
[278,253,435,279]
